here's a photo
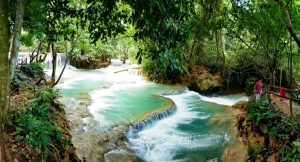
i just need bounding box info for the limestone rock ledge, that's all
[182,65,223,94]
[70,57,111,69]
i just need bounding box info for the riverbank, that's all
[232,99,300,161]
[5,63,80,161]
[221,101,249,161]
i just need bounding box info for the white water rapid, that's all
[54,60,248,162]
[126,91,248,162]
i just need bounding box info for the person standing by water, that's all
[254,79,263,101]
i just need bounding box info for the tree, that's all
[275,0,300,47]
[9,0,26,80]
[45,0,76,86]
[189,0,227,68]
[224,0,290,85]
[0,0,10,161]
[126,0,194,81]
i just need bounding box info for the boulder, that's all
[70,58,111,69]
[184,65,223,94]
[232,101,248,110]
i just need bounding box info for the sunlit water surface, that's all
[55,60,247,162]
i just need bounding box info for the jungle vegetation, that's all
[1,0,300,161]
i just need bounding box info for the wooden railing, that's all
[266,85,300,117]
[267,85,300,102]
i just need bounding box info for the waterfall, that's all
[55,59,249,162]
[125,106,177,140]
[127,68,142,77]
[124,89,194,140]
[44,53,66,69]
[44,53,70,79]
[125,90,233,162]
[156,87,189,96]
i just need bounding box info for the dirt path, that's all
[269,94,300,116]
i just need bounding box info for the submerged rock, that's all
[104,149,141,162]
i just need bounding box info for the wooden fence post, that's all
[289,91,293,117]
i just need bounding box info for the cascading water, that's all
[54,60,248,162]
[125,91,246,162]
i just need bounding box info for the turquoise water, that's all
[56,63,247,161]
[127,91,235,162]
[56,66,179,127]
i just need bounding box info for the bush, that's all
[20,62,45,78]
[10,69,29,93]
[245,77,258,96]
[280,140,300,161]
[246,99,300,161]
[12,88,62,160]
[246,99,300,142]
[141,56,185,83]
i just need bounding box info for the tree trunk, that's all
[35,42,42,62]
[52,56,69,87]
[215,29,226,67]
[220,29,226,62]
[276,0,300,47]
[9,0,26,80]
[215,30,220,56]
[189,34,197,66]
[51,42,57,84]
[29,46,39,63]
[0,0,10,161]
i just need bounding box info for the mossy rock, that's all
[186,65,223,94]
[70,58,111,69]
[232,101,248,110]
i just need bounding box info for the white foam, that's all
[127,91,224,162]
[197,94,248,106]
[85,64,147,127]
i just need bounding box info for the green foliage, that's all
[20,33,34,47]
[70,44,113,62]
[128,0,193,81]
[248,144,269,162]
[246,99,300,143]
[23,0,47,39]
[85,1,130,42]
[280,140,300,162]
[45,0,77,42]
[20,62,45,78]
[245,77,258,96]
[10,69,29,93]
[141,48,186,82]
[12,88,63,160]
[15,114,56,159]
[11,62,45,93]
[246,99,300,161]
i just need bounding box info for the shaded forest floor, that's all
[3,63,80,161]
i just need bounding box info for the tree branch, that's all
[275,0,300,47]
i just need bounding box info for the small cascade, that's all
[156,87,189,96]
[125,90,234,162]
[55,59,249,162]
[197,94,249,106]
[44,53,70,79]
[125,106,177,140]
[127,68,142,77]
[44,53,66,69]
